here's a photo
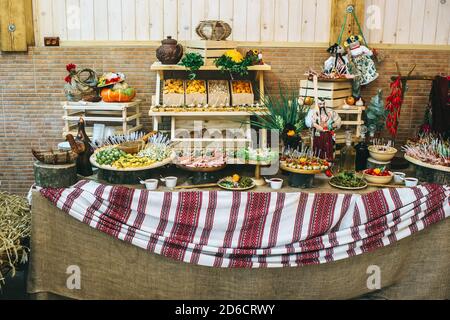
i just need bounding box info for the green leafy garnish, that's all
[330,171,366,188]
[179,53,204,80]
[214,54,258,77]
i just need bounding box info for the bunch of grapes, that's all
[95,148,127,166]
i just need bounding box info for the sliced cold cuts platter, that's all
[174,150,227,172]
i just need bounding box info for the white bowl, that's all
[404,177,419,187]
[368,146,397,162]
[393,172,406,184]
[141,179,159,190]
[363,170,394,185]
[266,178,283,190]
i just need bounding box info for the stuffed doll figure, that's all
[345,35,378,85]
[305,100,342,161]
[324,43,349,75]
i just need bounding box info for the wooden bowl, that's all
[368,146,397,162]
[363,170,394,184]
[32,149,78,165]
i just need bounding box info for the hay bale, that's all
[0,192,30,287]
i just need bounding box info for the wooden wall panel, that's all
[80,0,94,40]
[37,0,53,39]
[301,0,317,42]
[219,0,233,27]
[287,0,302,42]
[366,0,384,44]
[66,0,81,40]
[24,0,35,45]
[177,0,191,40]
[135,0,150,40]
[232,0,248,41]
[205,0,219,19]
[107,0,122,40]
[51,0,66,40]
[435,0,450,45]
[0,0,29,51]
[247,0,261,41]
[33,0,450,46]
[274,0,288,41]
[191,0,205,39]
[94,0,109,40]
[330,0,365,45]
[260,0,275,41]
[163,0,178,38]
[395,0,412,44]
[365,0,449,46]
[149,0,164,40]
[421,0,439,44]
[315,0,331,42]
[122,0,137,40]
[408,0,425,44]
[381,0,398,44]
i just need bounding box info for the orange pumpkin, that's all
[303,96,314,106]
[101,87,136,103]
[346,96,356,106]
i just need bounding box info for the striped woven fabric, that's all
[40,180,450,268]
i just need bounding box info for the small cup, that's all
[141,179,159,191]
[393,172,406,184]
[161,176,178,189]
[404,177,419,187]
[266,178,283,190]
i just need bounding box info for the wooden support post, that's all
[0,0,34,51]
[330,0,365,45]
[153,116,160,131]
[122,109,128,134]
[24,0,34,46]
[155,71,164,105]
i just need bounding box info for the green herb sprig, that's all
[214,55,258,77]
[179,53,204,80]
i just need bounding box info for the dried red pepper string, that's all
[385,76,404,137]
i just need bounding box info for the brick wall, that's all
[1,46,449,194]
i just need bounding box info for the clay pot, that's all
[196,20,232,41]
[156,36,183,65]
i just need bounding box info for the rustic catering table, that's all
[27,168,450,300]
[28,193,449,300]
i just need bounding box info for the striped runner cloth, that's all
[40,180,450,268]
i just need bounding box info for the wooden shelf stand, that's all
[62,100,143,137]
[149,62,272,149]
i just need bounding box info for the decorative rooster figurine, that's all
[66,118,93,176]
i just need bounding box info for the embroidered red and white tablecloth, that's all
[40,181,450,268]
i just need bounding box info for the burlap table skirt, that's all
[28,192,450,300]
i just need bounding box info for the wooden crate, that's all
[163,79,185,106]
[185,80,207,105]
[300,79,352,108]
[62,100,143,138]
[185,40,237,66]
[207,80,230,106]
[231,80,254,106]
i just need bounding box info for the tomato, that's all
[365,168,391,176]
